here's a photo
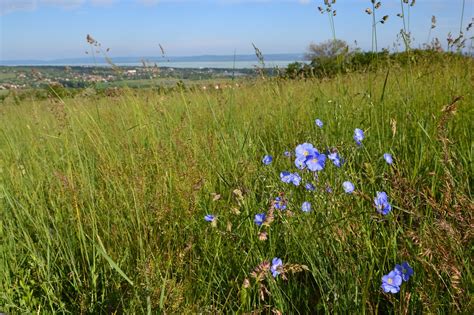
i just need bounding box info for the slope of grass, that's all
[0,56,472,313]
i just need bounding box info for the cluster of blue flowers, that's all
[280,171,301,186]
[294,143,326,171]
[382,262,413,293]
[274,196,287,210]
[204,117,408,287]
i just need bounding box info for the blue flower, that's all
[254,213,266,226]
[280,171,301,186]
[274,196,287,210]
[295,143,318,160]
[328,152,343,167]
[280,171,293,183]
[315,119,323,128]
[383,153,393,165]
[270,257,283,278]
[354,128,365,146]
[283,151,291,157]
[305,153,326,172]
[374,191,392,215]
[290,173,301,186]
[381,270,402,294]
[326,186,333,193]
[301,201,311,212]
[262,155,273,165]
[305,183,315,191]
[342,181,355,194]
[395,262,413,282]
[204,214,215,222]
[294,156,307,170]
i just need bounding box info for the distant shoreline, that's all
[0,53,306,68]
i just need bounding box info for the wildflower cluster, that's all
[381,262,413,293]
[204,114,412,302]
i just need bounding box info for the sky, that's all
[0,0,472,60]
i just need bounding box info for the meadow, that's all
[0,53,473,313]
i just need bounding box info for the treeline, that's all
[282,49,469,79]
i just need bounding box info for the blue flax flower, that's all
[305,183,315,191]
[254,213,266,226]
[274,196,287,210]
[381,270,402,294]
[271,257,283,278]
[301,201,311,212]
[305,153,326,172]
[315,119,323,128]
[280,171,293,183]
[354,128,365,146]
[283,151,291,157]
[290,173,301,186]
[280,171,301,186]
[294,156,307,170]
[295,143,318,160]
[262,155,273,165]
[383,153,393,165]
[343,181,355,194]
[204,214,215,222]
[328,152,343,167]
[375,191,392,215]
[395,262,413,282]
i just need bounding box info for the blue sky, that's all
[0,0,472,60]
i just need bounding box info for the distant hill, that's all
[0,54,305,66]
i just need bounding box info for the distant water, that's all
[115,60,306,69]
[5,60,305,69]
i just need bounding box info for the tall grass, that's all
[1,54,472,312]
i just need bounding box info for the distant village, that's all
[0,66,253,90]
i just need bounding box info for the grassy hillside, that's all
[0,56,472,313]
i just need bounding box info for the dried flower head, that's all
[258,231,268,241]
[431,15,437,29]
[86,34,97,45]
